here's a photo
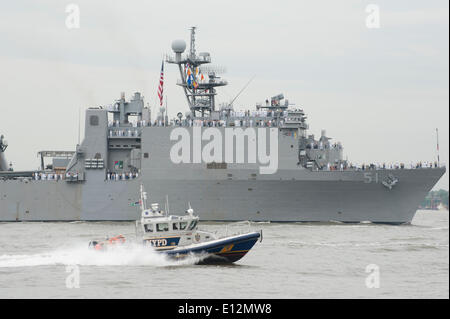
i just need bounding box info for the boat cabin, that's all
[140,204,199,234]
[139,203,210,249]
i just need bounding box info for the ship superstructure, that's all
[165,27,343,170]
[0,28,446,223]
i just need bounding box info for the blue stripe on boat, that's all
[165,232,260,256]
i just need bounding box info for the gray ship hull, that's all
[0,167,445,224]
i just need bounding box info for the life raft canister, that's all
[108,235,126,245]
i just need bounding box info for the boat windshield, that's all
[144,224,153,232]
[188,220,198,230]
[156,223,169,232]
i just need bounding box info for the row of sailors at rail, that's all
[109,119,172,128]
[350,161,441,170]
[32,171,139,181]
[106,171,139,181]
[108,119,284,128]
[106,111,293,127]
[226,110,293,118]
[32,172,79,180]
[32,172,66,180]
[307,142,342,150]
[182,119,283,128]
[109,129,142,137]
[323,161,441,171]
[109,120,150,128]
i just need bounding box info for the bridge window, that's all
[144,224,153,232]
[172,223,179,230]
[180,222,188,230]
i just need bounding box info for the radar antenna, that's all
[166,27,228,117]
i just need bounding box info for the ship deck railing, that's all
[318,163,446,172]
[165,53,211,64]
[103,111,310,129]
[176,79,227,87]
[124,118,306,129]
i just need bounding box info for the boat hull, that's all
[165,232,261,264]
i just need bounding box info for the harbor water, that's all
[0,210,448,299]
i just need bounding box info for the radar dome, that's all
[171,40,186,53]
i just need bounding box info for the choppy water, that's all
[0,210,448,298]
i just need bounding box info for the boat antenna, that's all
[229,75,255,107]
[140,184,147,211]
[78,107,81,145]
[165,195,169,216]
[135,220,139,239]
[436,128,440,166]
[165,96,168,126]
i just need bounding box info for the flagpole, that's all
[165,95,169,126]
[78,107,81,145]
[436,128,440,166]
[163,56,166,126]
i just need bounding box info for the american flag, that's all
[157,60,164,106]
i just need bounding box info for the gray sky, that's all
[0,0,448,189]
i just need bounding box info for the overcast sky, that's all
[0,0,448,189]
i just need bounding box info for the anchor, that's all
[382,174,399,190]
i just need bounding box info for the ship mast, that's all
[189,26,196,59]
[166,27,227,118]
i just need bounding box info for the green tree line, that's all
[421,189,449,209]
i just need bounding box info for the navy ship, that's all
[0,28,445,224]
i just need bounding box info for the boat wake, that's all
[0,243,205,268]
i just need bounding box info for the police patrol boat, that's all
[88,185,262,264]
